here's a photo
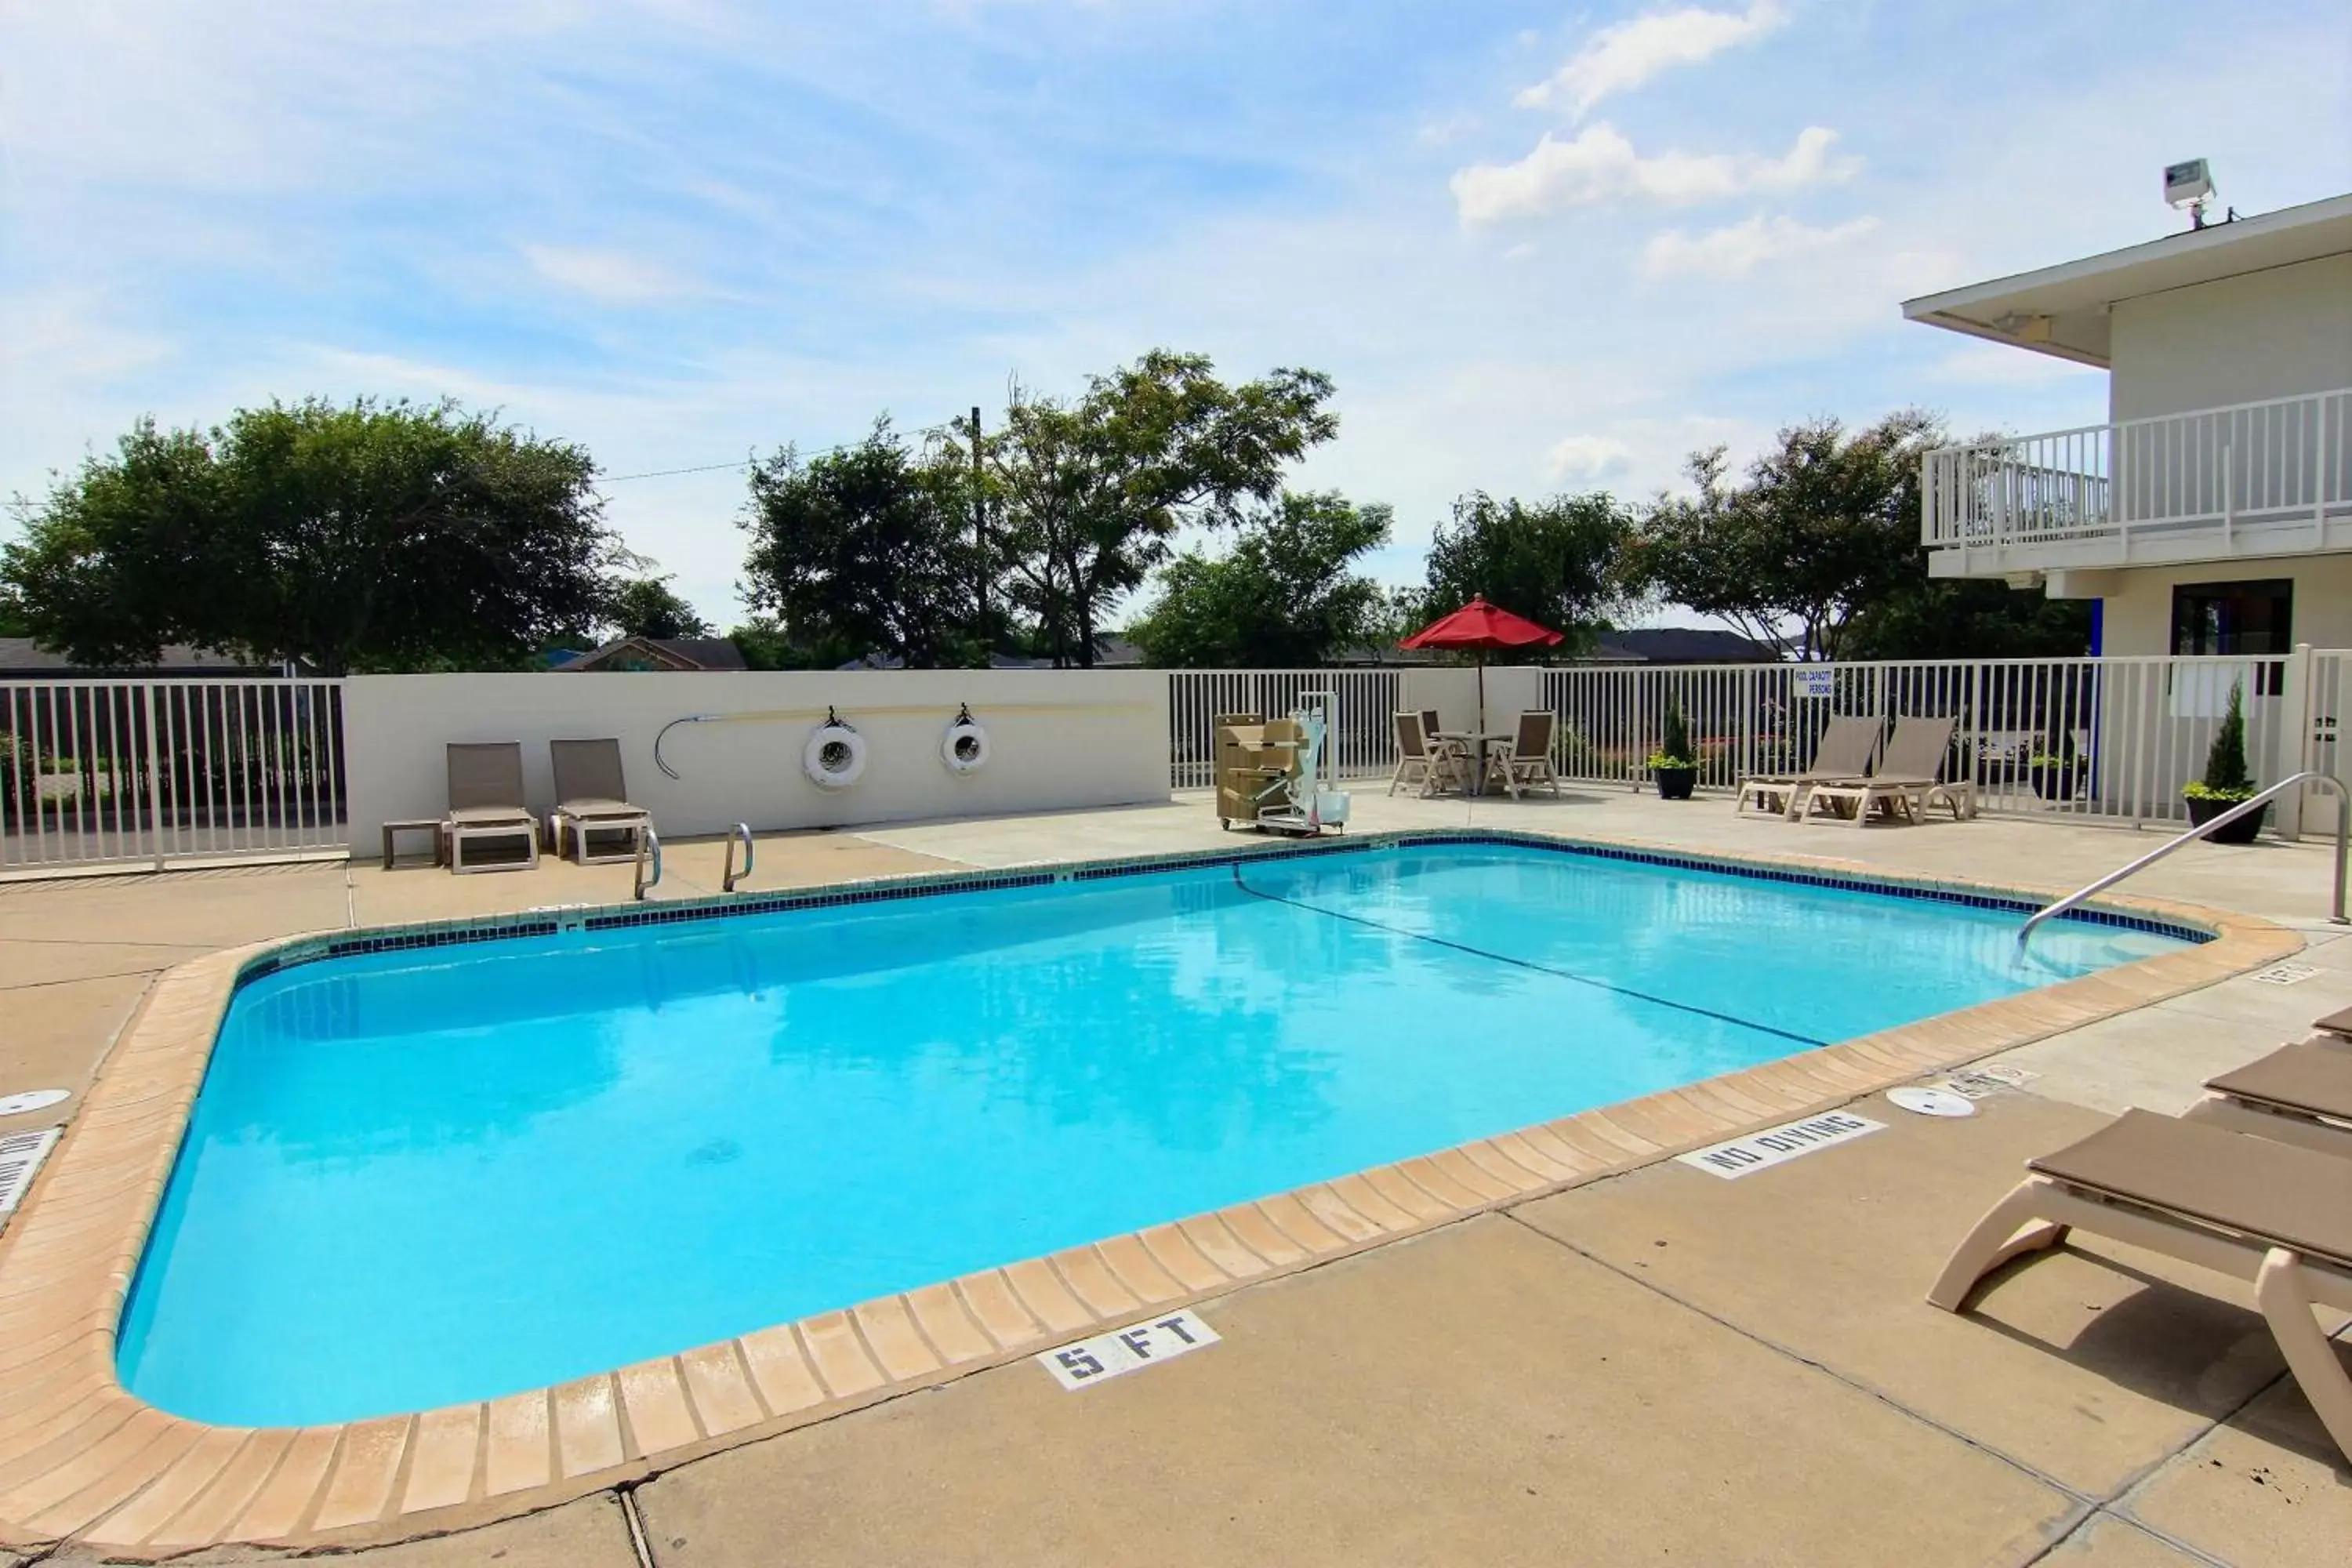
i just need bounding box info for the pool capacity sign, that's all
[1038,1310,1220,1390]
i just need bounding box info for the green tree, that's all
[990,350,1338,667]
[1839,579,2091,659]
[604,576,712,641]
[739,418,981,669]
[1634,411,1945,662]
[4,400,617,674]
[1421,491,1632,650]
[1128,492,1391,667]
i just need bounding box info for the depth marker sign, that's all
[1038,1309,1219,1390]
[1675,1111,1885,1180]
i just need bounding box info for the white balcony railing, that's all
[1922,387,2352,566]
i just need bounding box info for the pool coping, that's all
[0,826,2303,1556]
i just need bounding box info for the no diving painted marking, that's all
[1038,1309,1219,1390]
[2249,964,2321,987]
[1675,1112,1885,1180]
[0,1127,63,1218]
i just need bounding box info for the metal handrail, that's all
[633,824,662,902]
[723,822,754,892]
[2020,770,2350,945]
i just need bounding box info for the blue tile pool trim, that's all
[231,828,2211,991]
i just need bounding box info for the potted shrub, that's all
[1648,700,1699,801]
[2026,731,2082,801]
[2183,680,2265,844]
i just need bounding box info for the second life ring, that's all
[803,711,866,790]
[942,705,989,775]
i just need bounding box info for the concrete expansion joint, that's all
[618,1481,657,1568]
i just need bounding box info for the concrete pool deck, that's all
[2,787,2349,1564]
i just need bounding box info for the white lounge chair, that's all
[1929,1109,2352,1465]
[1734,713,1882,819]
[442,742,540,874]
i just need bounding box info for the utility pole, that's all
[971,405,989,653]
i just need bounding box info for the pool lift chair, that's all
[1217,691,1351,837]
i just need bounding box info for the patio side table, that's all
[381,817,442,870]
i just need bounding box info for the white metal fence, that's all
[2,680,347,873]
[1171,651,2352,835]
[1922,387,2352,555]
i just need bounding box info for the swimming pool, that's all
[118,837,2191,1426]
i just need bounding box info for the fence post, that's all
[2278,643,2315,838]
[142,683,165,870]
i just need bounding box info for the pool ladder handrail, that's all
[633,823,662,902]
[723,822,755,892]
[2019,768,2349,946]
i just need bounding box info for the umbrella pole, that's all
[1476,655,1487,735]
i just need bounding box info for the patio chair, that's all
[1927,1109,2352,1464]
[443,742,540,874]
[1801,713,1965,828]
[548,738,653,865]
[1483,710,1562,799]
[1734,713,1882,820]
[2317,1005,2352,1041]
[1388,711,1467,797]
[2185,1033,2352,1155]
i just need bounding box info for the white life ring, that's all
[942,712,989,775]
[803,721,866,790]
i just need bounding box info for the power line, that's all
[599,421,956,485]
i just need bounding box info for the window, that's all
[2172,579,2291,694]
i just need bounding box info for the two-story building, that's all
[1902,191,2350,659]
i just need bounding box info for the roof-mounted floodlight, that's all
[2165,158,2215,228]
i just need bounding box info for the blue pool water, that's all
[119,841,2188,1425]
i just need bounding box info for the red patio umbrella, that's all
[1399,596,1564,734]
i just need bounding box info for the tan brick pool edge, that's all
[0,831,2303,1556]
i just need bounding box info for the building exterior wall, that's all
[343,668,1169,845]
[2091,554,2352,656]
[2108,252,2352,422]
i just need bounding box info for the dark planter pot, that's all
[2028,764,2078,802]
[1653,765,1697,801]
[2185,793,2267,844]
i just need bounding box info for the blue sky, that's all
[4,0,2347,626]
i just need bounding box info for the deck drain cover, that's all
[1888,1086,1976,1118]
[0,1089,68,1117]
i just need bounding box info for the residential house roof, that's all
[0,639,272,678]
[554,637,749,672]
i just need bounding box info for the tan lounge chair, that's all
[1734,713,1881,819]
[443,742,540,874]
[1483,710,1562,799]
[2186,1034,2352,1154]
[549,738,653,865]
[1388,712,1467,797]
[1929,1109,2352,1463]
[2317,1005,2352,1040]
[1802,712,1967,827]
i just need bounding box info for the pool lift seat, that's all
[1221,693,1350,837]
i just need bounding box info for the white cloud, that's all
[1640,213,1881,279]
[1518,2,1788,119]
[1452,124,1852,225]
[1544,434,1632,480]
[522,245,700,304]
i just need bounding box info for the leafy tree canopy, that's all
[1421,490,1633,651]
[1632,411,1940,662]
[988,350,1338,667]
[1128,492,1391,667]
[604,576,712,641]
[1635,409,2093,662]
[2,399,617,675]
[739,418,982,669]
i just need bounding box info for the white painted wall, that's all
[343,670,1169,845]
[1399,666,1545,735]
[2109,252,2352,422]
[2093,555,2352,656]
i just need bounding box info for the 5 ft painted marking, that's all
[1038,1309,1220,1390]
